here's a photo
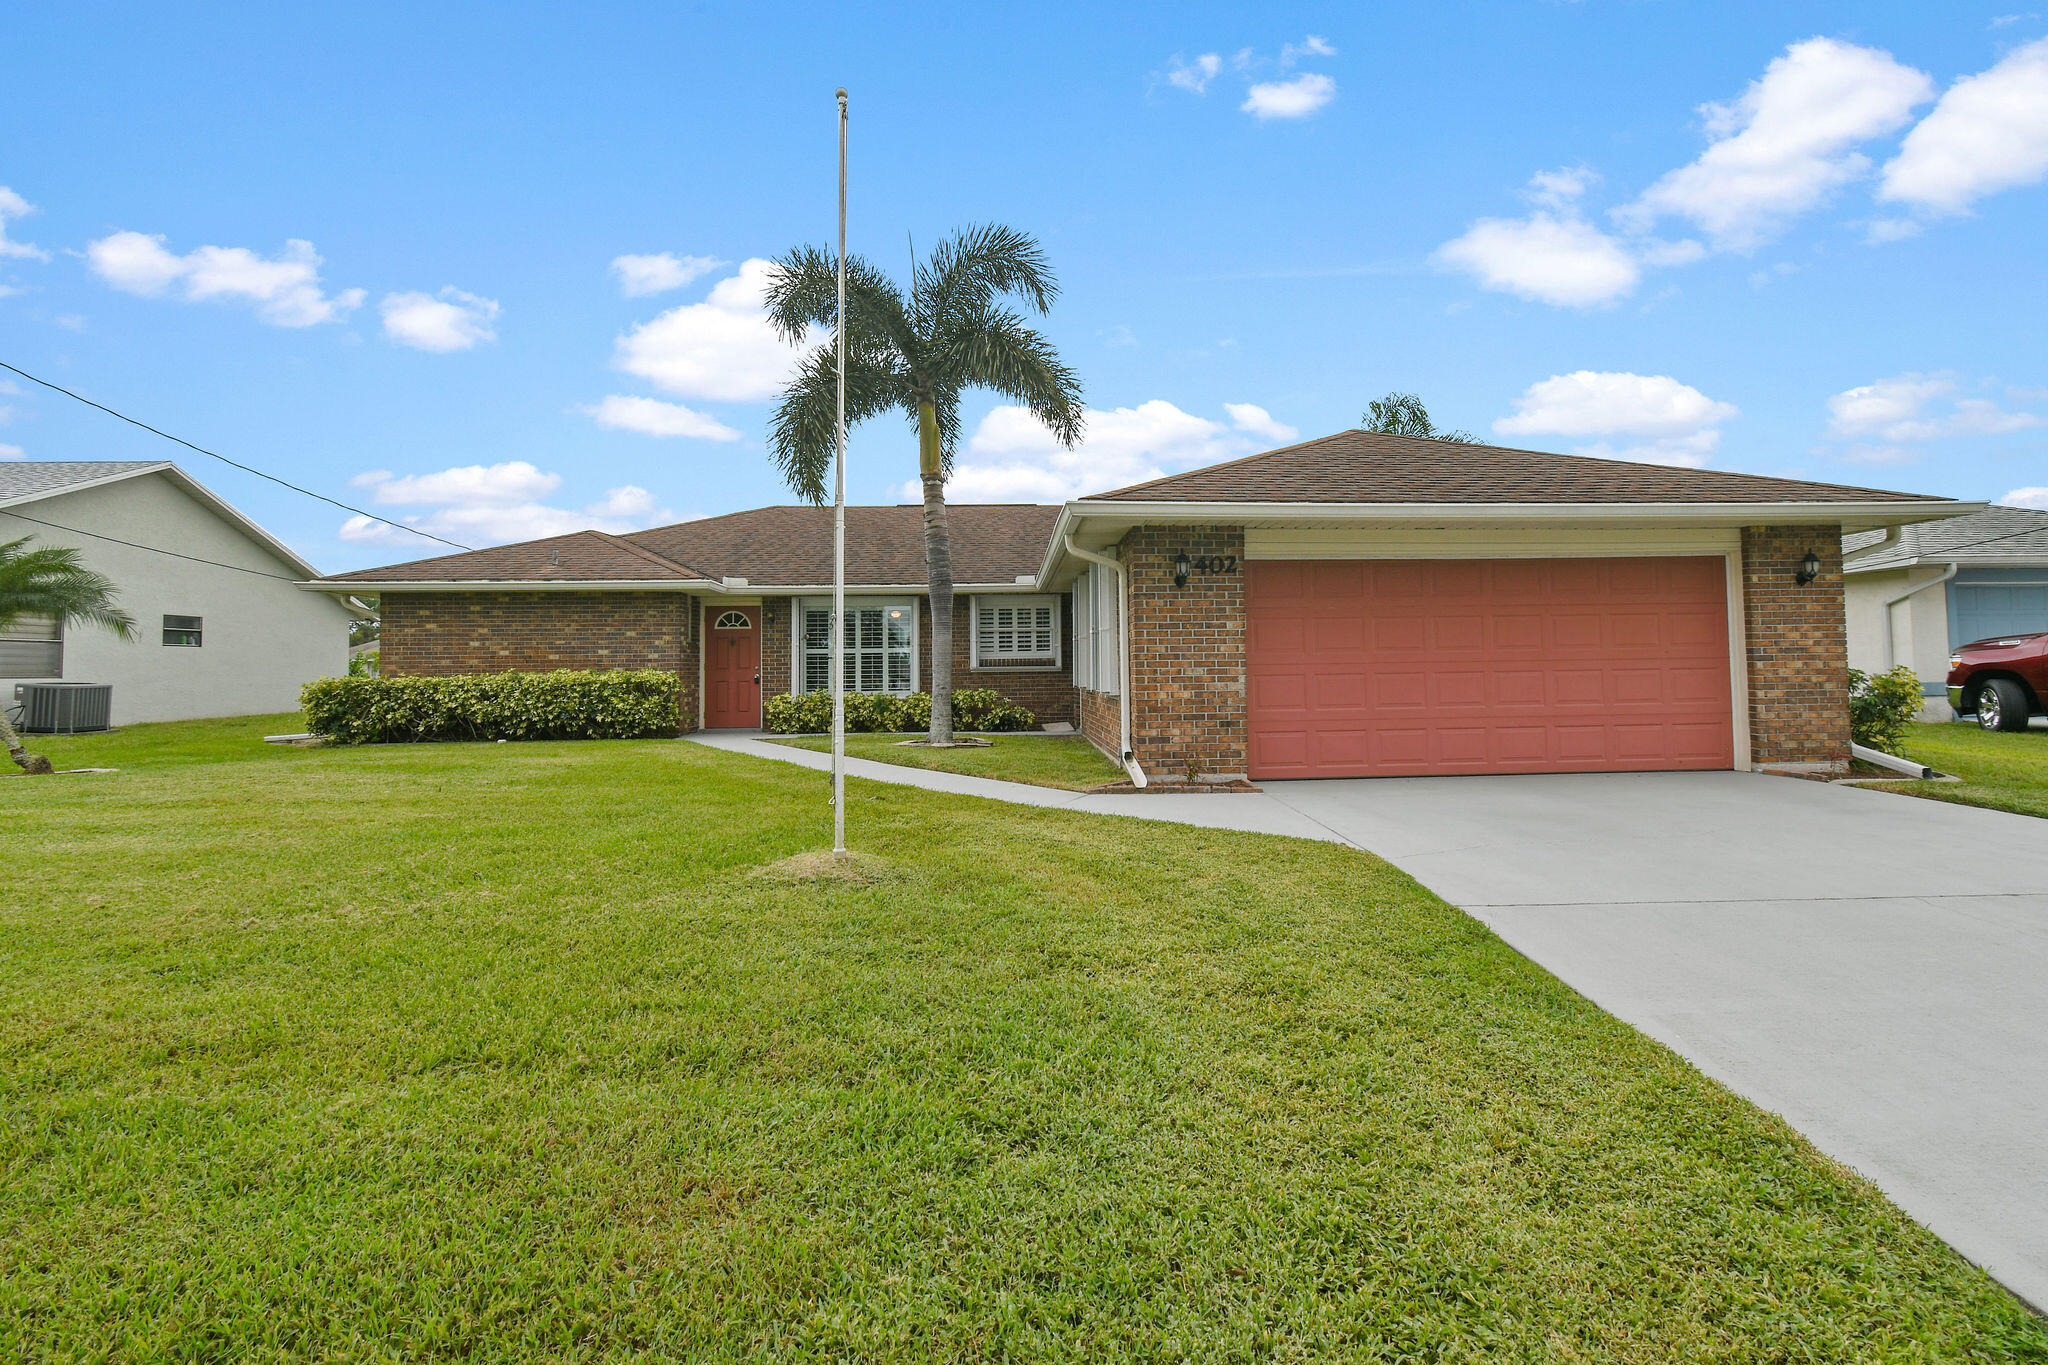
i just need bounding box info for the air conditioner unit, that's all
[14,681,113,734]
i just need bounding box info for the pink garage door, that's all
[1246,557,1734,779]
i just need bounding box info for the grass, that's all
[768,731,1124,790]
[1863,720,2048,820]
[3,715,2045,1361]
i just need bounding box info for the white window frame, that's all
[793,596,919,695]
[162,614,204,648]
[968,593,1062,671]
[1071,583,1093,690]
[1085,564,1120,697]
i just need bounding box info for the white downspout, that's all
[1062,535,1146,787]
[1882,562,1957,669]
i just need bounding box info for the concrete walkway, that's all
[690,731,2048,1310]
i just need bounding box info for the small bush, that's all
[303,669,681,745]
[762,688,1035,734]
[1848,665,1923,753]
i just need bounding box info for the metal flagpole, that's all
[831,87,849,855]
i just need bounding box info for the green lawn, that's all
[4,717,2044,1360]
[1864,720,2048,820]
[768,731,1124,790]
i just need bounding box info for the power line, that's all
[0,507,302,583]
[0,360,472,552]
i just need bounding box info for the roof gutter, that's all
[1845,524,1902,563]
[1062,534,1145,789]
[1062,498,1986,530]
[1882,562,1958,671]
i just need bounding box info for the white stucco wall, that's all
[1845,566,1954,721]
[0,472,355,725]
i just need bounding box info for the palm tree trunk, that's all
[0,709,53,775]
[917,401,955,745]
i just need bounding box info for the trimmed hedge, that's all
[763,688,1035,735]
[303,669,681,745]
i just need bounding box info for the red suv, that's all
[1948,633,2047,731]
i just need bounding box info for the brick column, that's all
[1124,526,1248,780]
[1741,527,1850,773]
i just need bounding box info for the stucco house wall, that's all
[1,471,354,725]
[1844,565,1957,721]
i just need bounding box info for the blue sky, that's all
[3,2,2045,572]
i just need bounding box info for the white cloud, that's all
[1223,402,1299,444]
[1824,372,2043,442]
[1165,52,1222,94]
[353,461,560,507]
[612,257,807,403]
[0,186,49,262]
[379,287,499,352]
[86,231,365,326]
[1620,38,1933,250]
[1495,370,1739,467]
[1281,35,1337,64]
[1242,73,1336,120]
[1434,210,1640,307]
[0,443,23,460]
[581,394,742,441]
[1880,38,2048,216]
[610,252,723,298]
[342,463,676,547]
[2002,486,2048,508]
[931,399,1268,502]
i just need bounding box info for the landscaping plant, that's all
[763,224,1084,746]
[302,669,680,744]
[1848,665,1924,754]
[763,687,1033,735]
[0,534,135,774]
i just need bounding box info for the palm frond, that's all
[767,343,912,503]
[0,536,137,639]
[915,224,1059,346]
[939,306,1086,451]
[764,246,916,358]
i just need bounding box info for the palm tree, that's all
[0,536,136,774]
[765,224,1084,744]
[1360,391,1479,443]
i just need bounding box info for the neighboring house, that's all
[1845,504,2048,720]
[0,462,358,725]
[307,431,1973,780]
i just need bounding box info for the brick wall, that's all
[1742,526,1851,772]
[379,591,699,732]
[1078,686,1120,761]
[1124,526,1248,780]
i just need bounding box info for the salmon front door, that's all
[704,606,762,728]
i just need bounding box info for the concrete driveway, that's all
[1259,770,2048,1311]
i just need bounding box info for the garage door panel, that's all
[1246,556,1733,778]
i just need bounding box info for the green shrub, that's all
[761,688,1035,734]
[1848,665,1923,753]
[303,669,681,745]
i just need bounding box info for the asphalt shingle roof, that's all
[0,461,169,503]
[1088,430,1952,505]
[1845,504,2048,571]
[320,505,1062,587]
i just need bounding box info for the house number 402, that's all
[1190,555,1238,573]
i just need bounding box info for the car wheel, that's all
[1976,677,2031,732]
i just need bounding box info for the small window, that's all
[712,610,752,630]
[971,595,1060,669]
[0,614,62,678]
[162,614,203,647]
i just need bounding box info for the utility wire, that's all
[0,360,473,551]
[0,507,302,583]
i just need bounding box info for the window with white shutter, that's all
[970,595,1060,669]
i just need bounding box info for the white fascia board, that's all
[1063,498,1985,533]
[1845,552,2048,574]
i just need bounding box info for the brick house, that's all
[308,431,1975,781]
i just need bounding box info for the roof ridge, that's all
[585,528,711,579]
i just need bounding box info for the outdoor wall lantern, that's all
[763,603,779,627]
[1795,550,1822,586]
[1174,550,1192,588]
